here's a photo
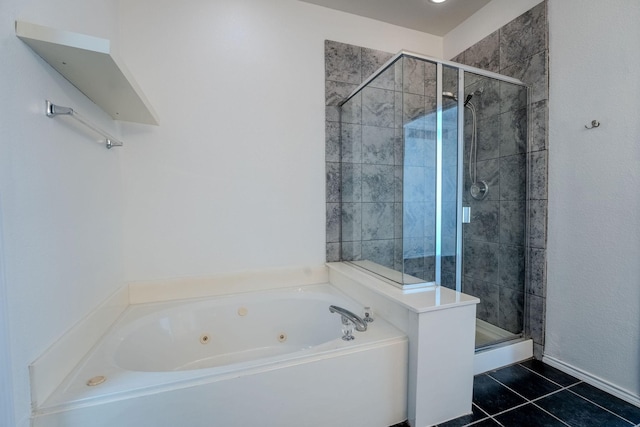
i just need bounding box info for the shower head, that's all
[442,91,457,100]
[442,91,473,106]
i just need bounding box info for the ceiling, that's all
[298,0,491,36]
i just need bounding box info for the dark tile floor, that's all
[391,360,640,427]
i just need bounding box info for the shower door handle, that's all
[462,207,471,223]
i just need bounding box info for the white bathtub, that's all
[34,283,408,427]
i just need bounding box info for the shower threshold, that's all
[474,319,532,374]
[475,319,521,349]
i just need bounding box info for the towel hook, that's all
[585,120,600,129]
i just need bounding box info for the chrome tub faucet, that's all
[329,305,367,341]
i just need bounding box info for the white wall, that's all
[0,1,124,425]
[117,0,442,282]
[0,1,443,424]
[0,201,14,427]
[443,0,543,59]
[545,0,640,400]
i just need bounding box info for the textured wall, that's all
[1,1,124,425]
[452,1,549,357]
[117,0,441,282]
[546,0,640,401]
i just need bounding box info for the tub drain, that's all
[87,375,106,387]
[278,333,287,342]
[200,333,211,344]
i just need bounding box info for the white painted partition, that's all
[409,305,477,426]
[327,262,479,427]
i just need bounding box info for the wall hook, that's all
[585,120,600,129]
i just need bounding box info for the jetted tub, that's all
[34,283,408,427]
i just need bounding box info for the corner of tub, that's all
[29,285,129,412]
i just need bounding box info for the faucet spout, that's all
[329,305,367,332]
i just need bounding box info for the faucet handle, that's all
[341,317,355,341]
[363,306,374,323]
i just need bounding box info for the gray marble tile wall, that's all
[325,41,396,266]
[452,1,548,358]
[325,43,445,283]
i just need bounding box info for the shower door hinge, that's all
[462,207,471,223]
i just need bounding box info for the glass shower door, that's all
[461,71,528,348]
[400,57,438,286]
[338,55,464,290]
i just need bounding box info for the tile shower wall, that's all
[325,42,395,263]
[338,62,399,270]
[452,1,548,358]
[326,43,441,282]
[326,41,435,281]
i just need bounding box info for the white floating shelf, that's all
[16,21,159,125]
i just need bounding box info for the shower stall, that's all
[336,51,529,350]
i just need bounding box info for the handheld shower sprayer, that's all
[442,88,488,200]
